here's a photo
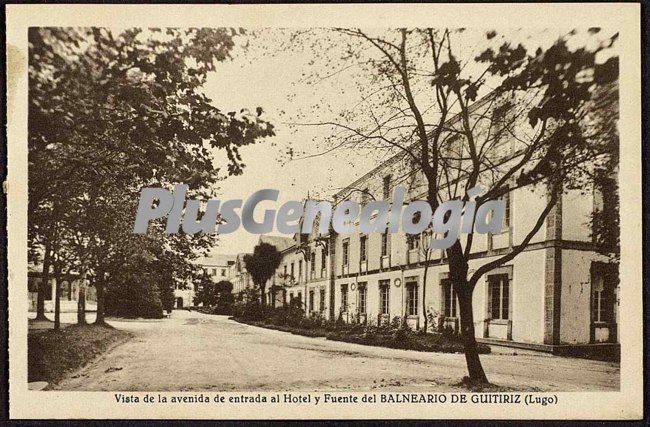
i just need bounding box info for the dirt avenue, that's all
[52,310,619,392]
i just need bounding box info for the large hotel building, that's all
[231,83,619,354]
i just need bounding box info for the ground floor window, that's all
[358,283,367,314]
[441,278,457,317]
[592,268,615,323]
[379,280,390,315]
[308,289,314,312]
[406,281,418,316]
[488,274,509,320]
[319,288,326,312]
[340,284,348,311]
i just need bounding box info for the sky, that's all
[198,28,618,256]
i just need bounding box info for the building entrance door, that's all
[176,297,184,308]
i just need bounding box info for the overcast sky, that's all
[199,28,617,256]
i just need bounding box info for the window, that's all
[379,280,390,315]
[310,251,316,274]
[381,233,389,257]
[360,235,367,262]
[441,278,457,317]
[289,292,294,302]
[283,264,288,279]
[503,190,511,228]
[488,274,510,320]
[212,268,217,276]
[382,175,391,199]
[407,233,420,250]
[321,249,327,277]
[406,281,418,316]
[298,260,303,283]
[358,283,367,314]
[221,269,226,277]
[309,290,314,312]
[319,288,326,312]
[593,290,607,322]
[291,262,295,281]
[361,188,370,205]
[342,240,349,267]
[592,269,614,323]
[297,292,302,304]
[340,284,348,310]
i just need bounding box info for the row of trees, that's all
[29,27,274,326]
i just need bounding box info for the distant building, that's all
[27,263,96,313]
[174,254,236,308]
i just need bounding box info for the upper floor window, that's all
[407,233,420,251]
[321,249,327,276]
[503,190,511,228]
[382,175,391,199]
[342,240,350,267]
[361,188,370,206]
[290,262,295,281]
[310,251,316,274]
[360,235,367,262]
[298,260,303,283]
[381,233,389,257]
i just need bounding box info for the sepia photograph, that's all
[6,3,643,421]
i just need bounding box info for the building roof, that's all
[258,235,295,252]
[195,254,236,266]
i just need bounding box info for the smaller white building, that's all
[174,254,236,308]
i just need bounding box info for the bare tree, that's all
[293,28,618,384]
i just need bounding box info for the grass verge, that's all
[28,323,132,385]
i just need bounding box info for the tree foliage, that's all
[243,243,283,305]
[28,27,274,321]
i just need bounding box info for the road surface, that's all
[53,310,619,392]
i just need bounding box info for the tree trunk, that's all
[77,271,87,325]
[457,284,489,384]
[260,284,266,306]
[35,241,52,321]
[95,272,106,325]
[53,266,62,330]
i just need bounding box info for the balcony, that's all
[359,259,368,273]
[407,249,420,264]
[380,255,390,269]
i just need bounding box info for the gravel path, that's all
[52,310,620,392]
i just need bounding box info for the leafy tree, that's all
[28,27,274,321]
[195,274,217,307]
[244,243,283,305]
[293,28,618,384]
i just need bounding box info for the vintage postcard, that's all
[5,3,643,420]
